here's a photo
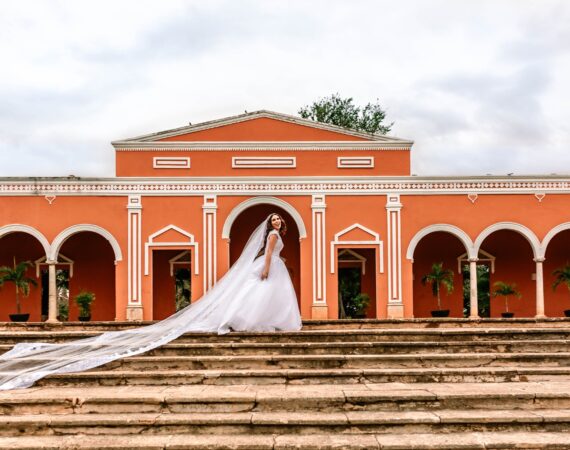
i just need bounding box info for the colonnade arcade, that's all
[407,222,570,318]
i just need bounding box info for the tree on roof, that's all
[298,93,393,135]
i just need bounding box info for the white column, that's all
[203,195,218,292]
[535,257,545,318]
[127,195,143,321]
[469,258,479,319]
[312,194,327,318]
[45,261,59,323]
[386,194,404,318]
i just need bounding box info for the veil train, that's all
[0,218,271,390]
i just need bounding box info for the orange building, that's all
[1,110,570,322]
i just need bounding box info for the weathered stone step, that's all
[3,409,570,436]
[3,328,570,345]
[2,383,570,416]
[94,352,570,371]
[2,432,570,449]
[29,367,570,387]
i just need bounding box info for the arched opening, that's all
[412,232,470,318]
[57,232,116,321]
[229,204,301,302]
[476,230,536,318]
[0,232,45,321]
[544,229,570,317]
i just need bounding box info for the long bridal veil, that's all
[0,218,271,390]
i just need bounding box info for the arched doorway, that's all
[543,228,570,317]
[0,230,47,321]
[228,204,301,302]
[411,231,471,318]
[55,232,117,321]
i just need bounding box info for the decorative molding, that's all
[35,254,74,278]
[457,249,495,274]
[153,157,190,169]
[473,222,541,260]
[312,195,327,305]
[114,142,411,152]
[127,195,142,304]
[144,224,199,276]
[337,157,374,168]
[232,156,296,168]
[0,224,51,258]
[467,193,478,203]
[45,195,56,204]
[4,177,570,196]
[386,194,402,303]
[221,196,307,240]
[535,193,546,202]
[539,222,570,259]
[406,224,476,261]
[203,195,217,292]
[168,250,191,276]
[50,224,123,262]
[330,223,384,274]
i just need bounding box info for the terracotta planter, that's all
[564,310,570,318]
[78,315,91,322]
[9,313,30,322]
[501,312,514,318]
[431,310,450,318]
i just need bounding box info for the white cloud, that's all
[0,0,569,176]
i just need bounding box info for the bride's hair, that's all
[256,213,287,258]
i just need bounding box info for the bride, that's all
[0,213,302,390]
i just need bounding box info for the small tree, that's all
[421,262,454,310]
[299,94,393,134]
[492,281,521,313]
[0,258,38,314]
[74,290,95,319]
[553,264,570,298]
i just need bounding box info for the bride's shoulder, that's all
[268,229,280,237]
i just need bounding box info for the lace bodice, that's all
[267,230,283,258]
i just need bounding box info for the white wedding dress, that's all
[0,217,302,390]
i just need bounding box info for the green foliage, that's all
[552,264,570,296]
[0,259,38,314]
[174,268,191,311]
[338,267,370,318]
[492,281,521,313]
[74,290,95,317]
[58,301,69,321]
[299,93,393,135]
[421,262,454,310]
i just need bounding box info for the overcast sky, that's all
[0,0,568,177]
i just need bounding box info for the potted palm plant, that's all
[552,264,570,317]
[421,262,454,317]
[74,290,95,321]
[492,281,521,318]
[0,258,38,322]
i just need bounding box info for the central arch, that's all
[222,197,307,240]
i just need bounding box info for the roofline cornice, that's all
[111,141,413,151]
[114,110,412,144]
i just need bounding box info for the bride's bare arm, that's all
[261,234,278,280]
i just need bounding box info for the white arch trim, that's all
[0,224,51,258]
[50,224,123,262]
[221,196,307,240]
[473,222,541,260]
[540,222,570,259]
[406,224,475,261]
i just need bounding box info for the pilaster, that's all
[311,194,327,318]
[127,195,143,321]
[203,195,218,292]
[386,194,404,318]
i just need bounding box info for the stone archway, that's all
[227,203,301,302]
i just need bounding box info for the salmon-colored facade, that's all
[1,110,570,322]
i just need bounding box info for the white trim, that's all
[144,225,199,276]
[232,156,296,168]
[50,224,123,262]
[202,195,217,292]
[127,195,142,304]
[221,196,307,239]
[114,142,411,151]
[406,224,475,261]
[153,157,190,169]
[338,248,367,274]
[35,254,74,278]
[312,195,327,304]
[168,250,192,276]
[457,249,496,274]
[541,222,570,258]
[473,222,540,260]
[0,224,51,258]
[337,157,374,168]
[330,223,384,274]
[386,194,402,303]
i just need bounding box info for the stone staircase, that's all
[1,319,570,449]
